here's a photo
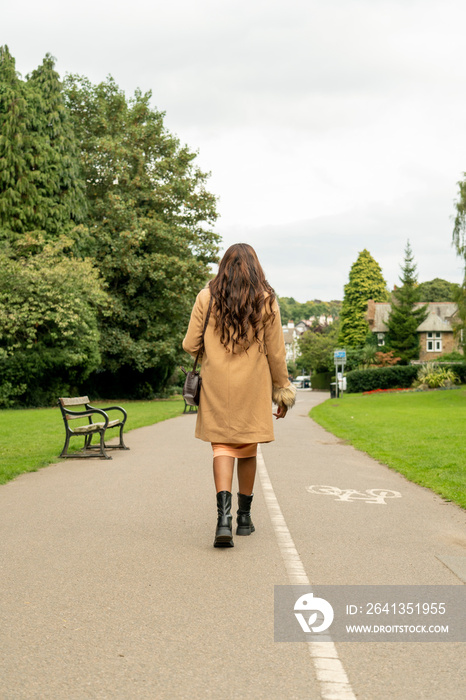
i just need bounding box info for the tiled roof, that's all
[367,301,457,333]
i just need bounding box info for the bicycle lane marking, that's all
[257,445,356,700]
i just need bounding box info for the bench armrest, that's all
[87,404,127,424]
[62,407,110,427]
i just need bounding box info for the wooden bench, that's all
[58,396,129,460]
[183,400,198,414]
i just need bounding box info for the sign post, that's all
[333,349,347,398]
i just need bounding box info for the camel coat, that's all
[182,288,292,444]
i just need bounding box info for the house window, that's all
[377,333,385,347]
[427,332,442,352]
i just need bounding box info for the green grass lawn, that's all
[0,398,185,485]
[310,388,466,509]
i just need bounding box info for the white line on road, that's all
[257,445,356,700]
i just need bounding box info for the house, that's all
[295,316,334,335]
[295,319,313,334]
[282,320,300,362]
[283,316,337,363]
[366,300,462,361]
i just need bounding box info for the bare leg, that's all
[237,456,256,495]
[213,456,235,493]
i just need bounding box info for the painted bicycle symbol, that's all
[307,485,402,504]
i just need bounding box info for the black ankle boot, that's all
[214,491,234,547]
[236,493,255,536]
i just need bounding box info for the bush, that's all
[346,366,419,393]
[437,362,466,384]
[311,372,332,390]
[0,240,108,406]
[371,351,401,366]
[437,351,465,362]
[0,381,27,408]
[413,363,459,389]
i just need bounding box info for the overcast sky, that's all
[4,0,466,300]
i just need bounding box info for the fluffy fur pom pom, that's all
[272,384,297,409]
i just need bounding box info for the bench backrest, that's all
[58,396,92,423]
[59,396,90,407]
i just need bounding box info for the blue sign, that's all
[334,350,346,361]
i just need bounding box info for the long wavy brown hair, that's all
[209,243,276,352]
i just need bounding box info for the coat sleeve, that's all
[264,299,296,409]
[182,291,206,358]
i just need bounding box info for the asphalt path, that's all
[1,390,465,699]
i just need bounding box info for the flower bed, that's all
[363,387,413,395]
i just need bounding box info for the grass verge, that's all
[0,398,185,485]
[310,388,466,509]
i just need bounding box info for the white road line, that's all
[257,445,356,700]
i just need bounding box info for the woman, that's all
[182,243,296,548]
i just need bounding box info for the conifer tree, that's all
[338,249,389,347]
[0,48,85,252]
[386,241,427,363]
[27,54,86,237]
[453,177,466,349]
[0,46,38,247]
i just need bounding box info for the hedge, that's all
[345,362,466,394]
[346,366,419,393]
[311,372,332,391]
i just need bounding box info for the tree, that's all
[64,75,220,397]
[298,324,339,374]
[0,237,108,406]
[453,178,466,348]
[26,54,86,238]
[452,283,466,354]
[386,241,427,363]
[0,46,38,247]
[0,48,85,252]
[417,278,459,302]
[338,249,389,347]
[278,297,341,324]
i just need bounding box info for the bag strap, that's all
[193,294,213,371]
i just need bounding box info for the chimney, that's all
[366,299,375,326]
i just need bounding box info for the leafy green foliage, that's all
[413,363,459,389]
[278,297,340,324]
[437,350,465,362]
[452,281,466,354]
[452,178,466,346]
[0,46,38,242]
[417,278,459,302]
[338,249,389,347]
[26,54,86,238]
[1,48,218,404]
[310,372,333,390]
[343,344,379,371]
[345,366,419,393]
[298,324,339,373]
[0,238,108,405]
[346,360,466,395]
[386,241,427,363]
[436,362,466,383]
[64,75,220,398]
[0,48,85,251]
[453,176,466,261]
